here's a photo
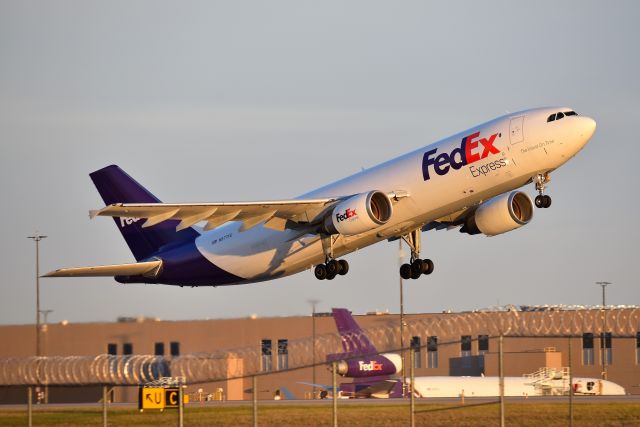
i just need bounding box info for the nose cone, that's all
[581,116,597,140]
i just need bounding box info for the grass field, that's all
[1,402,639,426]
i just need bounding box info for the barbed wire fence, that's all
[1,308,637,386]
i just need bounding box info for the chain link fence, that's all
[0,308,637,386]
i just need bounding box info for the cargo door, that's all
[510,116,524,144]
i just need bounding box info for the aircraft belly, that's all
[195,223,325,280]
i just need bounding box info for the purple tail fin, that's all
[89,165,198,261]
[328,308,378,361]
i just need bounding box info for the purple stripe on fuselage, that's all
[116,240,244,286]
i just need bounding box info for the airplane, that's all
[301,308,404,398]
[307,308,625,399]
[45,107,596,285]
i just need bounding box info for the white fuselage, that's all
[194,107,596,282]
[409,376,625,398]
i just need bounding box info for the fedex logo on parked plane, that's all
[336,208,357,222]
[422,131,501,181]
[358,360,383,371]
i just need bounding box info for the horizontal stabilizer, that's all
[43,260,162,278]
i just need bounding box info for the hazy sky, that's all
[1,1,638,325]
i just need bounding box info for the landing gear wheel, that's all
[400,263,412,280]
[535,194,552,208]
[422,259,434,275]
[326,260,339,276]
[410,259,423,279]
[314,264,327,280]
[338,260,349,275]
[326,270,337,280]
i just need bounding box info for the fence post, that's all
[332,361,338,427]
[253,376,258,427]
[178,385,184,427]
[499,334,505,427]
[27,386,32,427]
[410,349,415,427]
[569,336,573,427]
[102,385,108,427]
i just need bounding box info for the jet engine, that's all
[333,353,403,378]
[461,191,534,236]
[323,191,393,236]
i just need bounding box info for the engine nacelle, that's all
[334,353,402,378]
[323,191,393,236]
[462,191,534,236]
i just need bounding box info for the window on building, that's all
[277,339,288,370]
[154,342,165,356]
[410,336,422,369]
[636,332,640,365]
[261,339,272,372]
[461,335,472,357]
[123,343,133,356]
[107,343,117,355]
[170,341,180,357]
[427,336,438,369]
[601,332,612,365]
[478,335,489,355]
[582,333,594,366]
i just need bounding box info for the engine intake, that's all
[323,191,392,236]
[462,191,534,236]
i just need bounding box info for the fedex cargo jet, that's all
[46,107,596,285]
[311,308,624,399]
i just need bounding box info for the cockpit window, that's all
[547,110,577,123]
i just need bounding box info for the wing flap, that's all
[43,260,162,278]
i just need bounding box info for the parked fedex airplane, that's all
[306,308,625,399]
[46,107,596,285]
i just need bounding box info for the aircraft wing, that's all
[91,198,337,232]
[43,260,162,278]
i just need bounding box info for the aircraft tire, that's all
[422,259,434,275]
[338,260,349,275]
[543,195,552,208]
[314,264,327,280]
[535,195,545,208]
[411,259,424,279]
[326,270,337,280]
[326,260,339,276]
[400,264,412,280]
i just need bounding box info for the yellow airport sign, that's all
[139,387,165,410]
[165,388,179,408]
[165,388,189,408]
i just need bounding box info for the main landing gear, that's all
[314,259,349,281]
[399,228,434,280]
[534,173,552,209]
[314,235,350,281]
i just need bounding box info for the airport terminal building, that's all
[0,306,638,403]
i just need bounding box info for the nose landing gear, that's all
[534,173,552,208]
[398,228,434,280]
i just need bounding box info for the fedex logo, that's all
[336,208,357,222]
[358,360,383,371]
[119,217,140,227]
[422,131,500,181]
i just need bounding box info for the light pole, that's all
[27,233,47,357]
[308,299,320,399]
[596,281,611,380]
[399,240,406,397]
